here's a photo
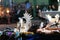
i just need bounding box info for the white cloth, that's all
[14,28,19,33]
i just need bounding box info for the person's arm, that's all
[45,23,51,29]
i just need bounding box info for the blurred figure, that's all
[42,6,47,11]
[36,5,40,13]
[25,0,31,10]
[18,2,25,17]
[27,5,34,17]
[52,5,56,11]
[35,5,41,17]
[48,5,52,11]
[38,9,42,17]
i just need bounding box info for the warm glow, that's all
[0,0,1,2]
[6,8,10,13]
[6,10,10,13]
[1,11,4,14]
[0,11,4,17]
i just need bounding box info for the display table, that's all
[22,32,60,40]
[37,27,60,34]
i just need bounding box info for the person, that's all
[48,5,52,11]
[42,6,48,11]
[19,2,25,17]
[25,0,31,10]
[38,9,42,17]
[35,5,41,17]
[52,5,56,11]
